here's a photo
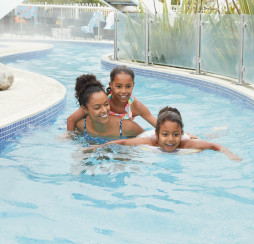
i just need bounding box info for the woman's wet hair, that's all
[107,65,135,94]
[155,107,184,137]
[75,74,105,108]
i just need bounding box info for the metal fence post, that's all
[113,12,118,60]
[238,14,246,85]
[195,13,201,74]
[60,7,63,39]
[145,12,149,66]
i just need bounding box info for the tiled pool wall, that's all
[0,47,53,63]
[0,45,65,142]
[101,59,254,110]
[0,98,65,141]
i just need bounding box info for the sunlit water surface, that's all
[0,42,254,244]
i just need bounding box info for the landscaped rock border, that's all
[0,63,14,90]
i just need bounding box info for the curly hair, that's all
[75,74,105,108]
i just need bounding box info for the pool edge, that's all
[0,42,66,141]
[101,54,254,109]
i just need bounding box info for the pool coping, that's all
[0,41,66,141]
[101,54,254,108]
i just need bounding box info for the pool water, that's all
[0,42,254,243]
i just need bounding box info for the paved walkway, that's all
[0,41,66,128]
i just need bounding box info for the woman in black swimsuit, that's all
[75,74,144,140]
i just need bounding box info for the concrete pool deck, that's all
[0,41,66,131]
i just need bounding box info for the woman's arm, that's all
[181,139,241,161]
[67,108,86,131]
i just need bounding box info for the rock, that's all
[0,64,14,90]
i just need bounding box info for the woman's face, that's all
[83,91,110,124]
[156,120,182,152]
[109,72,134,103]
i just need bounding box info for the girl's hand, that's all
[219,146,242,161]
[227,153,242,161]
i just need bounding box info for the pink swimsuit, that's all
[108,92,135,120]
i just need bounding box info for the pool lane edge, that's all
[101,55,254,109]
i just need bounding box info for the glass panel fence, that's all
[201,14,240,79]
[69,8,114,40]
[243,14,254,85]
[149,13,197,69]
[117,13,145,62]
[0,5,114,41]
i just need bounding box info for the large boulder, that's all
[0,64,14,90]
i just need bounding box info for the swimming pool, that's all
[1,42,254,243]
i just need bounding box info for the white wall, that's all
[0,0,24,20]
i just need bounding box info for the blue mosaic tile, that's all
[0,98,65,141]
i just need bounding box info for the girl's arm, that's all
[133,98,157,127]
[181,140,241,161]
[67,108,86,131]
[84,135,153,151]
[75,118,85,132]
[107,136,153,146]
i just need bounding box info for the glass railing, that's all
[149,13,197,69]
[117,13,146,62]
[200,14,240,79]
[115,12,254,85]
[0,4,253,86]
[243,14,254,84]
[0,4,114,41]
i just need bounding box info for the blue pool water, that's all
[0,42,254,243]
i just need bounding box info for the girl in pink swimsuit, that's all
[67,65,157,131]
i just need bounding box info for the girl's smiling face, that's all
[156,120,183,152]
[109,72,134,103]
